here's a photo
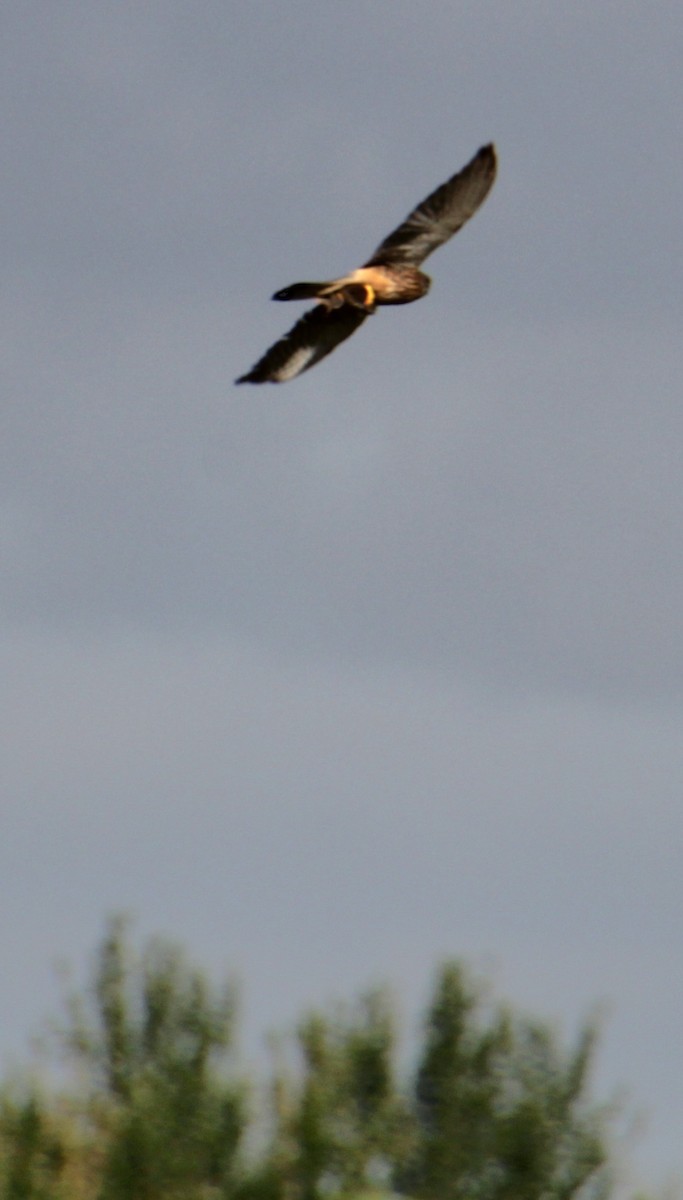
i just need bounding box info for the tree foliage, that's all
[401,963,608,1200]
[0,921,624,1200]
[256,990,410,1200]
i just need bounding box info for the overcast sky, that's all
[3,2,683,1192]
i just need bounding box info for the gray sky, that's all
[3,2,683,1191]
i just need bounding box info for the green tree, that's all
[62,916,245,1200]
[0,1094,64,1200]
[0,922,633,1200]
[399,962,609,1200]
[256,991,408,1200]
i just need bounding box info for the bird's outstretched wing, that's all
[236,302,367,384]
[364,143,496,269]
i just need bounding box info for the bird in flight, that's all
[236,143,497,385]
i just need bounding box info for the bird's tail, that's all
[272,282,330,301]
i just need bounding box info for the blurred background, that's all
[3,3,682,1192]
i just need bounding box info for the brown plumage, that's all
[236,143,497,385]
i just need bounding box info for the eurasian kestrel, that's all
[236,143,497,384]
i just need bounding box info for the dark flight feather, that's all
[365,144,496,268]
[236,303,367,384]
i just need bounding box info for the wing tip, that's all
[234,371,278,385]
